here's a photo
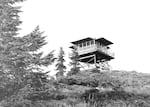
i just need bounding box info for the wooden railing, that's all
[77,45,97,55]
[77,45,114,57]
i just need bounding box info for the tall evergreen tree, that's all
[55,47,66,78]
[0,0,56,104]
[0,0,26,100]
[67,47,80,76]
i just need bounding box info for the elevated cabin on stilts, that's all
[70,37,114,70]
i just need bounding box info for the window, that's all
[87,41,90,46]
[79,43,82,48]
[91,40,94,45]
[83,42,86,47]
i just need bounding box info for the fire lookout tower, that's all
[70,37,114,69]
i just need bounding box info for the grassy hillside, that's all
[2,69,150,107]
[53,69,150,106]
[107,70,150,95]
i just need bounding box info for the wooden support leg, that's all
[94,54,96,67]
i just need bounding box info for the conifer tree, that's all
[67,47,80,76]
[0,0,56,104]
[55,47,66,78]
[0,0,26,100]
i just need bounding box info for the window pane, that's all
[79,43,82,47]
[87,41,90,46]
[83,42,86,47]
[91,40,94,45]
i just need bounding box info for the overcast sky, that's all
[18,0,150,73]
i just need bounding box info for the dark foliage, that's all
[67,47,80,76]
[55,47,66,78]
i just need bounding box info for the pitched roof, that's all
[71,37,93,44]
[71,37,113,45]
[96,37,113,45]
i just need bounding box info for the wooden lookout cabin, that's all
[70,37,114,68]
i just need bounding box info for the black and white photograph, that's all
[0,0,150,106]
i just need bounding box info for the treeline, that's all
[1,1,150,107]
